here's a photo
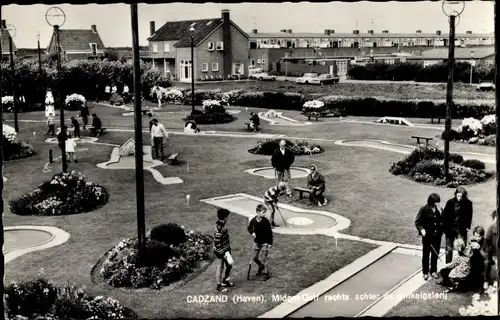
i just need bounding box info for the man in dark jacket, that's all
[70,116,80,138]
[249,112,260,131]
[90,113,103,137]
[271,140,295,195]
[80,104,90,130]
[415,193,444,281]
[483,210,498,290]
[442,186,473,263]
[57,126,68,152]
[247,204,273,281]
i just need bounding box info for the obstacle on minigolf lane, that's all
[96,138,183,185]
[245,166,311,180]
[376,117,414,127]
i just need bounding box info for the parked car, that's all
[296,73,319,84]
[477,81,495,92]
[249,72,276,81]
[309,74,340,85]
[249,67,263,75]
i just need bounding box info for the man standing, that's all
[442,187,473,263]
[70,116,81,139]
[271,140,295,196]
[80,104,90,130]
[150,119,169,161]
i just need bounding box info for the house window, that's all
[257,59,261,63]
[212,62,219,71]
[164,43,170,52]
[250,59,255,66]
[152,43,158,53]
[270,39,275,44]
[216,41,224,51]
[208,42,215,51]
[232,63,244,75]
[201,63,208,72]
[261,59,266,65]
[90,43,97,55]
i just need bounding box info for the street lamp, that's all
[441,0,465,181]
[189,26,195,115]
[469,49,475,85]
[45,6,68,173]
[37,32,44,111]
[5,24,18,133]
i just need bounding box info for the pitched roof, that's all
[410,46,495,60]
[148,18,223,48]
[1,28,17,53]
[50,29,106,52]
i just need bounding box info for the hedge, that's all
[0,58,171,111]
[347,61,495,83]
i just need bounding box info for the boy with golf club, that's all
[263,181,289,228]
[247,204,273,281]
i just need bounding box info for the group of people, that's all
[416,187,497,293]
[103,83,131,104]
[213,204,274,292]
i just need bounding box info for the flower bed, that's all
[459,282,497,316]
[2,95,14,112]
[183,99,235,124]
[443,115,497,147]
[65,93,86,111]
[4,277,136,320]
[248,138,324,156]
[150,86,184,106]
[2,124,35,161]
[302,100,325,114]
[9,171,109,216]
[99,223,212,290]
[389,147,493,188]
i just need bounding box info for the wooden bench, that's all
[167,153,180,165]
[411,135,433,147]
[304,113,320,121]
[294,187,312,200]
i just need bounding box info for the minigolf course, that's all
[245,167,311,179]
[258,110,312,126]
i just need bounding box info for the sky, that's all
[1,1,494,49]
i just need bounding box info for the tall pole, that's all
[38,34,44,111]
[443,15,455,181]
[130,4,146,257]
[8,36,18,133]
[469,54,473,85]
[494,0,500,314]
[55,25,67,173]
[191,35,195,114]
[0,4,6,318]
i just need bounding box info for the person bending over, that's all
[263,182,288,228]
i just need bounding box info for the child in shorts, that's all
[213,208,234,292]
[263,182,288,228]
[247,204,273,281]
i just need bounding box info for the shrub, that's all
[248,138,324,156]
[302,100,325,114]
[458,117,483,139]
[9,170,109,216]
[182,89,224,105]
[441,129,461,141]
[462,159,486,170]
[5,278,58,317]
[389,146,492,188]
[150,223,188,246]
[481,114,496,136]
[2,124,36,161]
[100,226,213,289]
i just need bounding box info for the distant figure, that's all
[57,126,68,154]
[148,113,155,132]
[184,120,200,134]
[90,113,103,137]
[111,84,117,94]
[150,119,169,161]
[249,112,260,131]
[65,134,78,163]
[104,84,111,101]
[70,116,80,138]
[123,84,129,94]
[307,164,327,207]
[46,113,55,136]
[271,140,295,196]
[80,104,90,130]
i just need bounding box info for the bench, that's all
[411,135,433,147]
[294,187,312,200]
[304,113,320,121]
[167,153,180,165]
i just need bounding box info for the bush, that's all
[481,114,496,135]
[100,225,213,289]
[9,170,109,216]
[441,129,461,141]
[2,124,36,161]
[248,138,324,156]
[462,159,486,170]
[389,147,492,188]
[150,223,188,246]
[5,278,133,320]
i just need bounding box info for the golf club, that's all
[430,244,443,263]
[247,255,252,280]
[275,203,288,228]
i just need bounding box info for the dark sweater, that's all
[443,198,473,236]
[415,204,443,237]
[250,114,260,126]
[247,216,273,245]
[92,117,102,129]
[271,148,295,172]
[213,220,231,255]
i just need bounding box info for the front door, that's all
[180,60,192,82]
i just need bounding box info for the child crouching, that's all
[247,204,273,281]
[438,238,471,292]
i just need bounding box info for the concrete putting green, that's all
[245,167,311,179]
[258,110,312,126]
[4,229,54,254]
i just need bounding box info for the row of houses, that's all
[0,10,495,82]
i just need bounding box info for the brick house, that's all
[406,47,495,67]
[144,9,249,82]
[1,20,17,60]
[47,25,106,61]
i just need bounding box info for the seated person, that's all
[438,238,471,292]
[90,113,103,137]
[307,164,327,206]
[184,120,200,134]
[249,112,260,131]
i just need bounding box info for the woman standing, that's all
[415,193,444,280]
[443,187,473,263]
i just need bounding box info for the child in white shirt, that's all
[65,134,78,163]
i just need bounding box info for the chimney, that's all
[281,29,287,33]
[382,30,389,33]
[150,21,156,36]
[368,30,374,35]
[252,29,258,34]
[1,20,6,29]
[466,30,472,34]
[324,29,330,36]
[221,9,231,78]
[416,30,422,33]
[330,29,335,34]
[91,25,97,33]
[287,29,292,34]
[353,30,359,35]
[436,30,441,36]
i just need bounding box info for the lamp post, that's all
[45,6,67,173]
[37,32,45,111]
[6,24,18,133]
[189,26,195,114]
[442,0,464,181]
[469,50,474,85]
